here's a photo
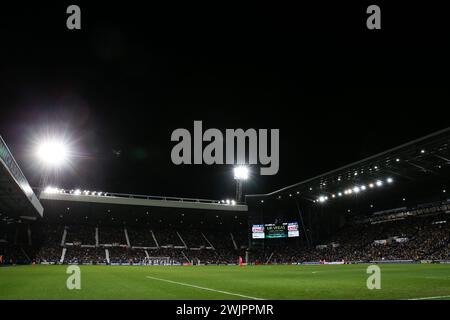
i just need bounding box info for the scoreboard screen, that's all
[252,222,299,239]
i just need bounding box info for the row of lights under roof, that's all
[273,177,394,202]
[315,177,394,203]
[219,199,237,205]
[317,151,431,187]
[45,187,239,206]
[44,187,107,197]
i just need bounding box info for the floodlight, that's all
[36,139,69,167]
[387,177,393,183]
[44,186,58,194]
[376,180,383,187]
[231,200,236,205]
[338,192,343,197]
[369,183,375,188]
[73,189,81,195]
[353,187,360,193]
[361,185,367,191]
[233,166,249,180]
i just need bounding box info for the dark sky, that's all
[0,2,449,200]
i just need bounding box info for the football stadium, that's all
[1,3,450,310]
[1,128,449,300]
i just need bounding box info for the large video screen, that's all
[252,222,299,239]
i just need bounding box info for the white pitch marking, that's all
[408,294,450,300]
[146,275,265,300]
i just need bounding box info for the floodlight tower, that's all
[234,165,249,203]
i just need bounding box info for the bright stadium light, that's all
[234,165,249,203]
[233,166,249,180]
[44,186,58,194]
[387,177,393,184]
[73,189,81,195]
[376,180,383,187]
[36,139,69,168]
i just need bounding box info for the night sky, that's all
[0,2,449,200]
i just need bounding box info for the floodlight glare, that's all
[376,180,383,187]
[233,166,249,180]
[387,177,393,183]
[44,186,58,194]
[36,140,69,167]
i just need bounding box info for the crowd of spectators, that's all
[66,225,95,245]
[2,210,449,265]
[249,213,450,264]
[64,247,107,264]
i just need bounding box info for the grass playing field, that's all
[1,264,449,300]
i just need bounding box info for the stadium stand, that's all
[1,198,448,266]
[248,201,450,264]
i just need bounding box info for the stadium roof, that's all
[247,127,450,202]
[40,190,248,212]
[0,136,43,218]
[39,194,248,229]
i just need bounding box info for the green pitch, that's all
[1,264,449,300]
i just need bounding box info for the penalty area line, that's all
[145,275,265,300]
[407,294,450,300]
